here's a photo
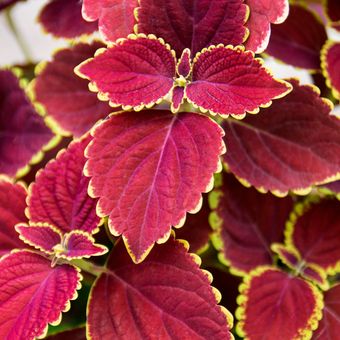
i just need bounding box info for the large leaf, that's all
[82,0,138,42]
[38,0,97,39]
[266,4,327,70]
[222,79,340,195]
[0,250,81,340]
[211,172,293,275]
[0,178,27,256]
[87,237,233,339]
[33,42,112,137]
[185,46,292,118]
[84,110,225,263]
[28,135,100,234]
[313,284,340,339]
[236,267,323,340]
[76,35,176,111]
[0,69,55,177]
[137,0,248,56]
[245,0,289,53]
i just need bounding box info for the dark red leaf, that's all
[28,135,100,234]
[0,250,81,340]
[222,79,340,195]
[0,69,55,177]
[266,4,327,70]
[211,172,293,275]
[237,267,323,340]
[177,48,192,78]
[46,327,86,340]
[325,0,340,31]
[33,42,112,137]
[85,110,225,263]
[88,237,233,339]
[171,86,185,112]
[38,0,97,39]
[137,0,248,56]
[0,0,23,10]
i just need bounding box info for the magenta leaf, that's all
[87,237,233,339]
[137,0,248,56]
[185,46,292,118]
[0,250,82,340]
[15,223,62,254]
[28,135,100,234]
[236,267,323,340]
[33,42,112,137]
[0,69,55,177]
[38,0,97,39]
[76,35,176,110]
[85,110,225,263]
[222,78,340,195]
[313,284,340,339]
[245,0,289,53]
[266,4,328,70]
[211,172,293,275]
[171,86,185,112]
[177,48,192,78]
[0,178,27,256]
[0,0,23,10]
[82,0,138,42]
[321,41,340,100]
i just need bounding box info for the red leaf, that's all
[0,250,81,340]
[137,0,248,57]
[245,0,289,53]
[236,267,323,340]
[171,86,185,112]
[211,172,293,275]
[0,0,23,11]
[76,36,176,110]
[321,41,340,100]
[82,0,138,42]
[266,4,327,70]
[85,110,225,263]
[87,237,233,339]
[222,79,340,195]
[177,48,192,78]
[313,284,340,339]
[28,135,100,234]
[46,327,86,340]
[185,46,292,118]
[0,178,27,256]
[324,0,340,31]
[0,69,55,177]
[38,0,97,39]
[33,42,112,137]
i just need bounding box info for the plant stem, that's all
[5,7,33,63]
[72,258,107,277]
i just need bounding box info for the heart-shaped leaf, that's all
[211,172,293,275]
[222,79,340,195]
[38,0,97,39]
[28,135,100,234]
[0,69,55,177]
[236,267,323,340]
[33,42,112,137]
[137,0,248,57]
[0,250,82,340]
[84,110,225,263]
[87,237,233,339]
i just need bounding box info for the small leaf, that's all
[324,0,340,31]
[185,46,292,117]
[211,172,293,275]
[33,42,112,137]
[87,237,233,339]
[137,0,248,56]
[177,48,192,78]
[171,86,185,112]
[0,178,27,256]
[0,250,82,340]
[236,267,323,340]
[28,135,100,234]
[0,0,23,10]
[76,36,176,110]
[0,69,55,177]
[85,110,225,263]
[38,0,97,39]
[82,0,138,42]
[245,0,289,53]
[266,4,328,70]
[222,79,340,195]
[46,326,86,339]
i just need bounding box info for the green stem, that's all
[5,8,33,63]
[72,259,107,277]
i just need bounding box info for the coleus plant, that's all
[0,0,340,339]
